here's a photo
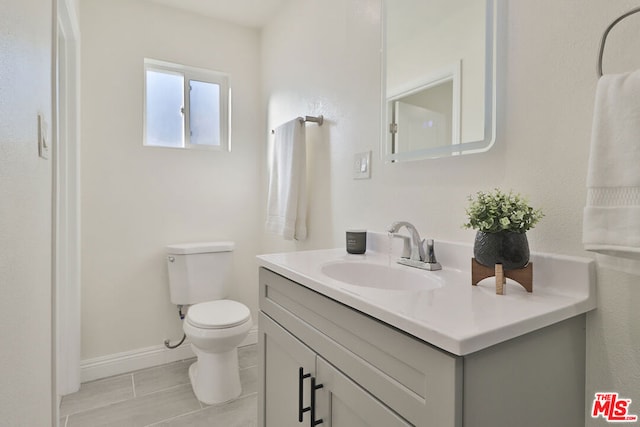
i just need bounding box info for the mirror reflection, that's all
[382,0,497,161]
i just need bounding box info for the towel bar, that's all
[271,115,324,134]
[597,6,640,77]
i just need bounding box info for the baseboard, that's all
[80,325,258,383]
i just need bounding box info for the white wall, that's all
[0,0,53,424]
[80,0,262,359]
[262,0,640,419]
[261,0,383,255]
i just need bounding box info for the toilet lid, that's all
[186,300,251,329]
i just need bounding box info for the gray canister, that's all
[346,230,367,254]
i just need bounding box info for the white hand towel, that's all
[266,119,308,240]
[583,69,640,258]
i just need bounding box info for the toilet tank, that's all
[166,241,234,305]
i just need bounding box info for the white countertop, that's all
[256,232,597,356]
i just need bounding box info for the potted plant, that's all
[463,189,544,270]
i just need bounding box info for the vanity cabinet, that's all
[258,267,586,427]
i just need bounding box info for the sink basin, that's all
[320,261,442,291]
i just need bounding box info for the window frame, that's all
[143,58,231,151]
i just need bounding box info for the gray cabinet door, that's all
[259,313,316,427]
[315,357,412,427]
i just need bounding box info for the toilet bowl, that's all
[183,299,252,405]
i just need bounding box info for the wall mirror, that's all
[381,0,499,161]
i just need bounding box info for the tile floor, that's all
[60,345,258,427]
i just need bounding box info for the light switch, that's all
[353,151,371,180]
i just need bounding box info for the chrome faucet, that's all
[387,221,425,261]
[387,221,442,271]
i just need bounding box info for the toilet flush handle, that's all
[168,256,175,262]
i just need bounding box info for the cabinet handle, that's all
[310,376,324,426]
[298,367,311,422]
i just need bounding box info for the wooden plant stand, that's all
[471,258,533,295]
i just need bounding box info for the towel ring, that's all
[597,6,640,77]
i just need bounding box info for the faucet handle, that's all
[425,239,437,264]
[420,239,442,270]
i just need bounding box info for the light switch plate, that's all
[38,113,49,160]
[353,151,371,180]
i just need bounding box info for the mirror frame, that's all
[381,0,500,161]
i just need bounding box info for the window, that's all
[144,58,230,151]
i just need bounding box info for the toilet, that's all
[166,241,252,405]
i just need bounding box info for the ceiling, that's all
[145,0,288,28]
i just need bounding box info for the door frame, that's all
[54,0,81,403]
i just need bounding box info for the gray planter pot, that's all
[474,231,530,270]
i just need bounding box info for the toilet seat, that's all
[186,300,250,329]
